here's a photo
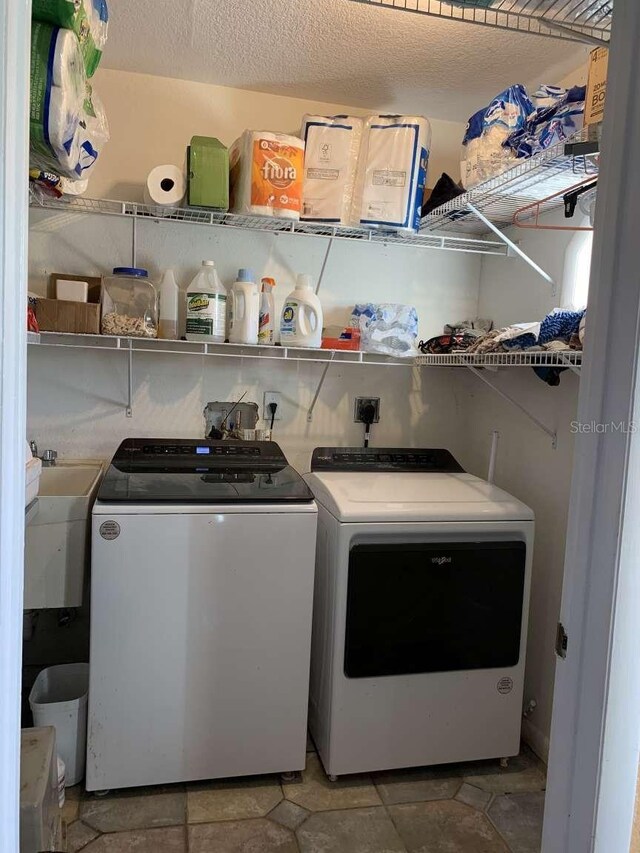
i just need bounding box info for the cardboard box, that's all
[585,47,608,128]
[49,273,102,302]
[36,299,100,334]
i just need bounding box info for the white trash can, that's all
[29,663,89,786]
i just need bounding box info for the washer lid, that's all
[304,471,534,523]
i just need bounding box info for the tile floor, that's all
[63,738,546,853]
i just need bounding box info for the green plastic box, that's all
[187,136,230,210]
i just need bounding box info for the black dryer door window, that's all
[344,541,526,678]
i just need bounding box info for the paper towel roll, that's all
[144,165,186,208]
[47,85,80,159]
[52,29,84,95]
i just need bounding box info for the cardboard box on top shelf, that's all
[36,273,102,334]
[49,273,102,302]
[585,47,608,142]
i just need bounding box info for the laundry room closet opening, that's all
[19,0,625,850]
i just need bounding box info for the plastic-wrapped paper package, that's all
[301,115,363,224]
[354,115,431,233]
[531,84,567,112]
[229,131,305,219]
[350,303,419,358]
[32,0,109,77]
[30,22,86,178]
[506,86,586,159]
[461,85,533,188]
[30,22,109,183]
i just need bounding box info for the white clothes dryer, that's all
[304,447,534,779]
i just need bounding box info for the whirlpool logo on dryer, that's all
[431,556,452,565]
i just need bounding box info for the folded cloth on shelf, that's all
[444,318,493,338]
[538,308,585,345]
[418,333,478,354]
[493,322,541,350]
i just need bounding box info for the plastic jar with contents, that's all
[101,268,159,338]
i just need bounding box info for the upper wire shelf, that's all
[349,0,613,44]
[421,128,599,236]
[28,193,506,258]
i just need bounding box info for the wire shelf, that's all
[415,349,582,367]
[349,0,612,43]
[421,128,599,235]
[28,333,581,369]
[27,332,416,367]
[29,194,507,257]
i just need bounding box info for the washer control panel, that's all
[310,447,464,473]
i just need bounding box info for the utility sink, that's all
[24,460,104,610]
[39,464,103,498]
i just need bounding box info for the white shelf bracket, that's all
[488,430,500,484]
[307,352,335,422]
[466,364,557,449]
[126,341,133,417]
[466,203,556,292]
[315,237,334,295]
[559,353,582,377]
[131,216,138,268]
[540,17,610,47]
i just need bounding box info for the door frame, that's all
[0,0,31,848]
[543,2,640,850]
[3,0,640,850]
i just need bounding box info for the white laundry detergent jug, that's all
[229,269,260,345]
[280,274,323,348]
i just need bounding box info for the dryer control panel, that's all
[310,447,464,473]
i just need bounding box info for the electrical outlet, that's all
[354,397,380,423]
[263,391,282,421]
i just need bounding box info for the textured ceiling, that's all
[103,0,587,122]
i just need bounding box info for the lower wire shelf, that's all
[28,332,582,369]
[415,350,582,368]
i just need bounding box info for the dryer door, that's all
[344,540,526,678]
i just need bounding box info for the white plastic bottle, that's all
[258,277,276,345]
[158,269,179,339]
[185,261,226,343]
[280,274,323,348]
[229,269,260,345]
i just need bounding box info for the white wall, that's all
[463,213,585,760]
[27,205,480,470]
[89,68,466,201]
[27,68,587,764]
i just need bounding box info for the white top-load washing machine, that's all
[304,447,534,779]
[88,439,317,792]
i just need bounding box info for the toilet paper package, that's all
[144,165,187,208]
[229,131,305,219]
[32,0,109,77]
[354,115,431,233]
[30,22,109,182]
[461,84,532,188]
[300,115,363,224]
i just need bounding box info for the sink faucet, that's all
[29,441,58,466]
[41,449,58,467]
